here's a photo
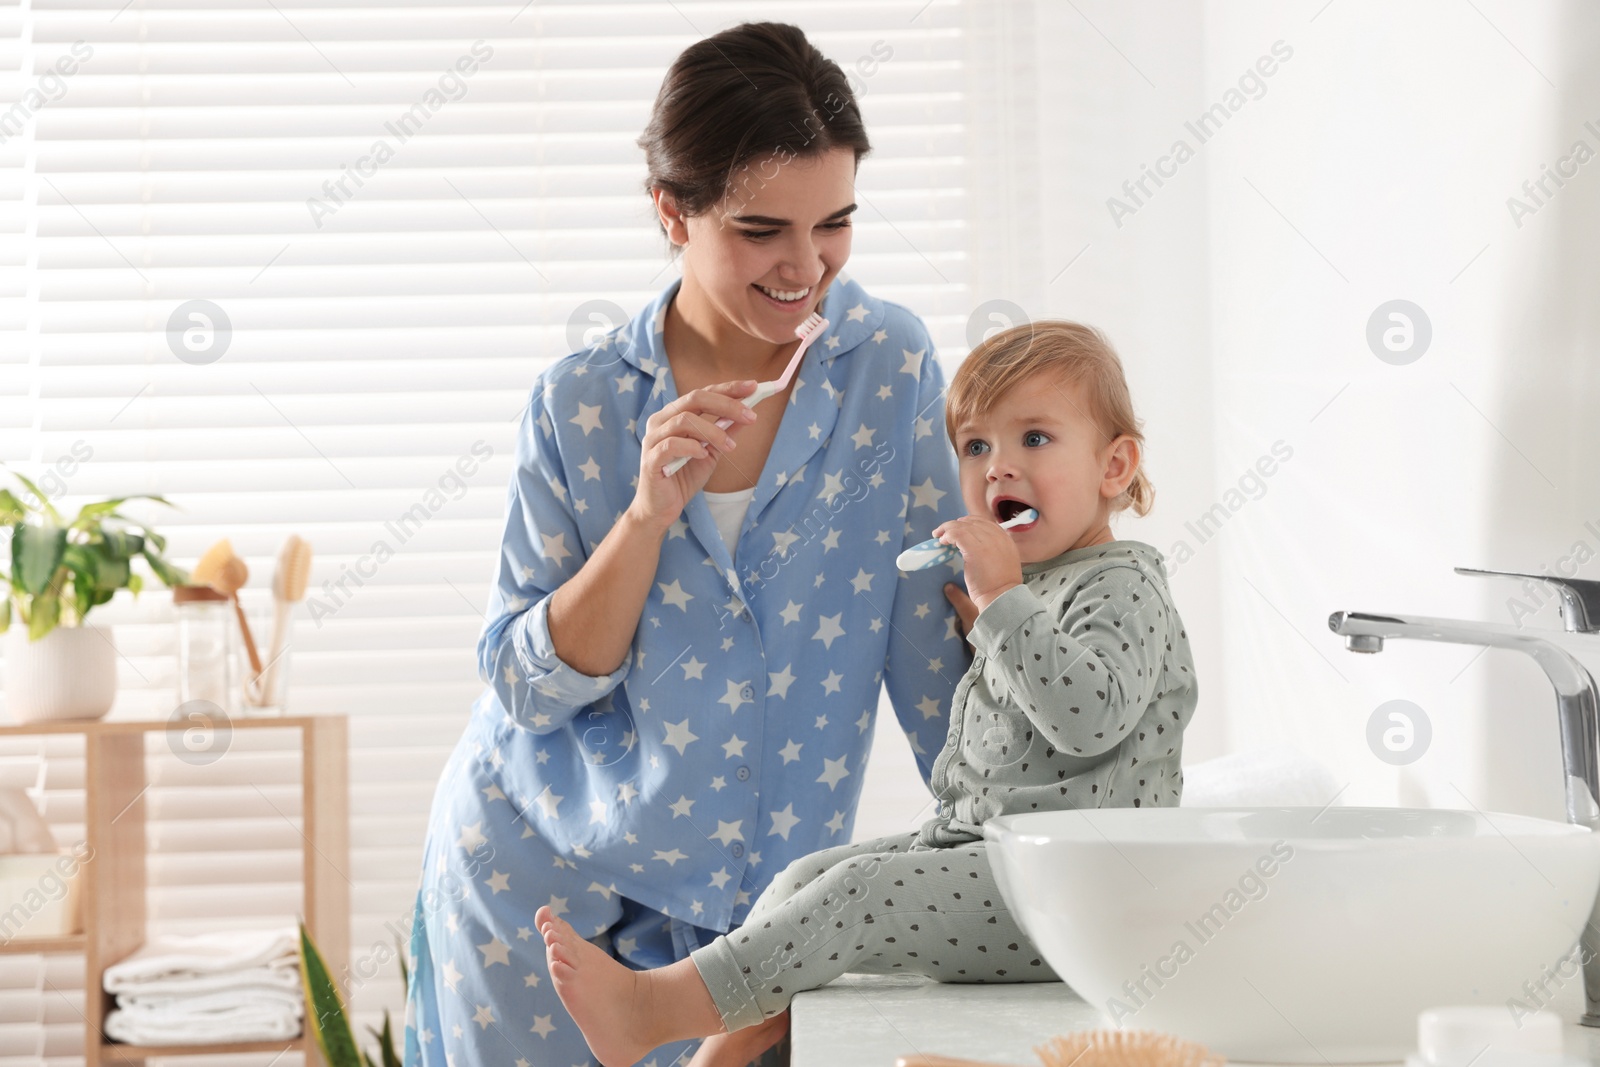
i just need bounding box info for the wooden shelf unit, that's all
[0,716,348,1066]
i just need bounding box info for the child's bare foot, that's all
[686,1010,789,1067]
[537,905,662,1067]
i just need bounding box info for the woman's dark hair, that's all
[638,22,872,224]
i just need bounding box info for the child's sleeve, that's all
[476,378,630,734]
[964,564,1169,757]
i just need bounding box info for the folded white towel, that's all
[117,984,303,1014]
[105,1002,302,1046]
[108,961,301,1000]
[1180,745,1341,808]
[104,928,298,993]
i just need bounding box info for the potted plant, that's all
[0,469,187,722]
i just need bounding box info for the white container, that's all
[0,852,84,943]
[3,624,117,723]
[984,806,1600,1064]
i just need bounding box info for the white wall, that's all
[858,0,1600,841]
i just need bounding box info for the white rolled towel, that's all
[1180,745,1341,808]
[104,928,298,993]
[110,961,301,1000]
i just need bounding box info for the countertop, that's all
[789,974,1600,1067]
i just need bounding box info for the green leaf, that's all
[97,526,145,561]
[0,598,10,633]
[62,545,98,622]
[85,542,130,593]
[127,573,143,597]
[14,524,67,597]
[299,922,364,1067]
[141,548,188,588]
[0,490,27,525]
[366,1014,402,1067]
[5,472,61,525]
[28,594,59,641]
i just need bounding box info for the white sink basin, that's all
[983,807,1600,1063]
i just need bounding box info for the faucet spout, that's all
[1328,604,1600,1024]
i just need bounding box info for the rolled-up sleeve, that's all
[477,380,629,734]
[882,340,967,786]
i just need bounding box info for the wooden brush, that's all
[897,1029,1227,1067]
[248,534,313,707]
[190,538,263,679]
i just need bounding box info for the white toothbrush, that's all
[896,509,1039,572]
[660,311,830,478]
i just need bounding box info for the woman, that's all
[404,22,966,1067]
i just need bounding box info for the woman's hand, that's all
[931,515,1024,617]
[943,582,978,642]
[628,380,761,533]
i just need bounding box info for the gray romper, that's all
[689,540,1199,1030]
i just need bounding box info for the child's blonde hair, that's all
[945,320,1154,517]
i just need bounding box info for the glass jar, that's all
[173,585,238,717]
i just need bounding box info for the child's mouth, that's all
[993,495,1039,531]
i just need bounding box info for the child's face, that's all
[951,369,1137,562]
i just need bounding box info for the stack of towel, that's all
[103,927,303,1045]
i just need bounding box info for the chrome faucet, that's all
[1329,566,1600,1026]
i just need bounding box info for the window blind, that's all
[0,1,978,1060]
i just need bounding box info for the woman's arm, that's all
[545,505,667,676]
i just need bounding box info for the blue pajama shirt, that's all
[404,274,967,1066]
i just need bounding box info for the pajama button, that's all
[740,683,755,701]
[736,765,751,781]
[731,842,744,858]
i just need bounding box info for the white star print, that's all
[851,423,875,449]
[780,600,803,624]
[817,755,851,790]
[812,612,845,649]
[822,528,841,551]
[910,476,947,510]
[710,819,743,846]
[570,402,604,435]
[846,302,869,322]
[778,739,803,764]
[657,579,694,611]
[849,568,874,593]
[662,718,700,755]
[680,656,706,680]
[442,960,463,992]
[709,867,732,889]
[718,679,752,713]
[722,734,748,759]
[820,471,845,504]
[473,1004,495,1029]
[768,664,796,698]
[669,795,695,819]
[826,810,848,833]
[900,347,925,376]
[540,531,572,566]
[768,804,802,840]
[456,822,487,853]
[771,530,800,556]
[872,328,888,343]
[653,848,688,866]
[917,695,943,719]
[578,456,601,481]
[821,670,843,695]
[485,870,510,894]
[530,1015,556,1038]
[478,937,510,968]
[532,785,563,820]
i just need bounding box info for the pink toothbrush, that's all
[661,312,830,478]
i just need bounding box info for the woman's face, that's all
[659,146,857,345]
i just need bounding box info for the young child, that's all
[535,320,1200,1067]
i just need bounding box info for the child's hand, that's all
[931,515,1023,616]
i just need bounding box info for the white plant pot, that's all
[3,624,118,723]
